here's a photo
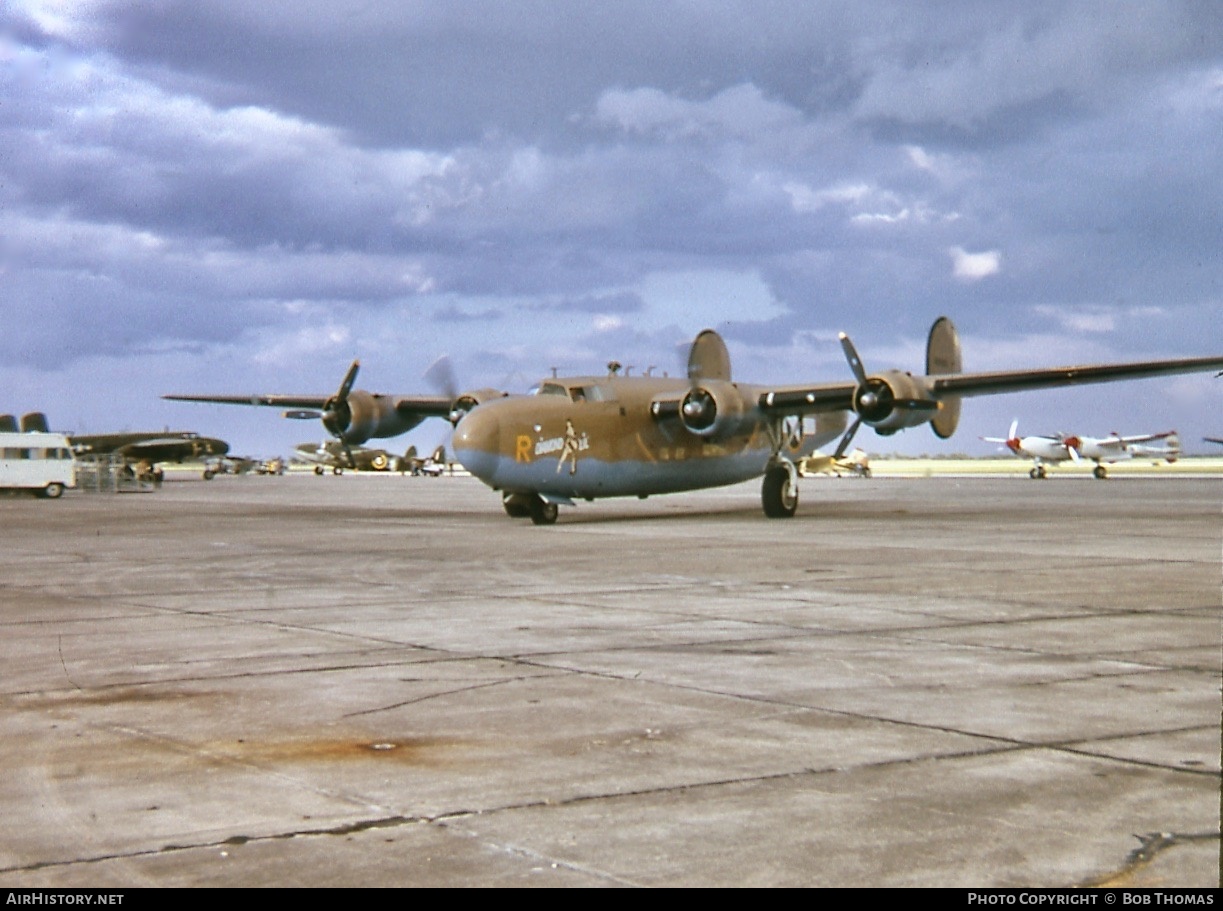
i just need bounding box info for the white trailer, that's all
[0,432,76,498]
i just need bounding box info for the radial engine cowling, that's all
[853,370,940,436]
[449,387,506,425]
[679,381,753,439]
[324,390,399,445]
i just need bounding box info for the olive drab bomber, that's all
[165,316,1223,524]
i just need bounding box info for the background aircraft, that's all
[0,412,56,434]
[67,429,232,483]
[401,445,453,477]
[797,448,871,478]
[5,412,234,483]
[982,420,1180,479]
[294,440,406,475]
[166,317,1223,522]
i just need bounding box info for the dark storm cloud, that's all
[1,1,1219,451]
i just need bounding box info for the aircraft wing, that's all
[759,355,1223,414]
[1111,430,1177,445]
[116,438,230,462]
[162,392,454,417]
[163,392,331,409]
[756,382,857,413]
[927,356,1223,397]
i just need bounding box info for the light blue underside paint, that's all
[456,447,774,499]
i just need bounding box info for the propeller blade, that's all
[838,333,870,387]
[336,360,360,402]
[1008,418,1019,441]
[424,355,458,400]
[833,416,863,459]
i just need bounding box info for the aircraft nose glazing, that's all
[453,407,500,481]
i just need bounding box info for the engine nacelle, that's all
[449,387,506,425]
[679,381,753,439]
[324,389,384,444]
[853,370,940,436]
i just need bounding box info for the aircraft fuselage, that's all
[454,375,843,501]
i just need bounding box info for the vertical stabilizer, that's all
[687,330,732,383]
[20,412,49,433]
[926,317,962,439]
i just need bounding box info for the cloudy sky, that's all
[3,1,1221,458]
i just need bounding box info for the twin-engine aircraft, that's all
[68,430,231,483]
[165,317,1223,523]
[2,412,231,483]
[983,420,1181,479]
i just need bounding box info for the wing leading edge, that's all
[760,355,1223,416]
[927,356,1223,398]
[162,392,452,416]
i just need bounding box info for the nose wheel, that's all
[503,492,560,524]
[529,496,559,525]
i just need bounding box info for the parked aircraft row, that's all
[293,441,450,476]
[1,412,233,484]
[983,421,1181,479]
[2,407,453,484]
[164,316,1223,523]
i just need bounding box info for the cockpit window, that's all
[568,385,614,403]
[535,382,616,402]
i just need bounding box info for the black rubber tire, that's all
[41,482,64,499]
[529,497,559,525]
[761,466,797,518]
[503,493,532,518]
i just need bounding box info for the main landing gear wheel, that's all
[1093,465,1108,479]
[761,465,798,518]
[528,496,559,526]
[1030,466,1047,479]
[502,492,532,518]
